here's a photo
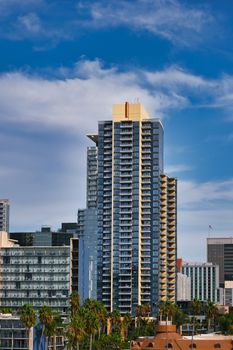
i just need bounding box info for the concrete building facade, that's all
[177,272,191,301]
[0,231,79,311]
[181,261,222,304]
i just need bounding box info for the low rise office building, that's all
[181,261,223,304]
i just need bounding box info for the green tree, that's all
[44,314,63,349]
[83,299,107,338]
[0,307,12,314]
[84,309,99,350]
[205,300,218,332]
[69,291,80,317]
[93,333,121,350]
[121,312,131,340]
[136,304,150,327]
[190,298,201,348]
[173,305,189,329]
[218,314,233,335]
[191,298,201,317]
[39,305,53,350]
[110,309,122,334]
[19,304,37,350]
[158,300,176,322]
[65,314,86,350]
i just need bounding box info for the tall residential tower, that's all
[96,102,177,315]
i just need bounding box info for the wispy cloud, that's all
[165,164,193,174]
[145,66,215,89]
[179,179,233,207]
[1,59,233,132]
[0,0,215,47]
[17,12,41,34]
[77,0,214,46]
[0,59,190,132]
[178,179,233,260]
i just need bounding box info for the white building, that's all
[177,272,191,301]
[181,261,223,304]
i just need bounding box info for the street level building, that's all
[0,314,33,350]
[0,313,64,350]
[131,321,233,350]
[0,199,10,232]
[96,102,177,315]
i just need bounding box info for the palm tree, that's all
[83,299,107,338]
[65,314,85,350]
[190,298,201,348]
[19,304,37,350]
[191,298,201,317]
[110,309,122,334]
[159,300,176,322]
[121,312,131,341]
[190,298,201,333]
[141,304,150,318]
[173,305,188,332]
[69,291,80,317]
[136,305,143,327]
[39,305,53,350]
[83,309,99,350]
[44,314,62,350]
[205,300,218,333]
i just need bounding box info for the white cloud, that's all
[0,60,191,133]
[78,0,213,46]
[2,58,233,135]
[0,0,216,47]
[0,59,233,133]
[2,59,233,261]
[165,164,193,174]
[18,13,41,34]
[177,179,233,260]
[145,67,215,89]
[179,179,233,207]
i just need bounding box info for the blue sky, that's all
[1,0,233,261]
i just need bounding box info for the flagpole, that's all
[208,225,213,238]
